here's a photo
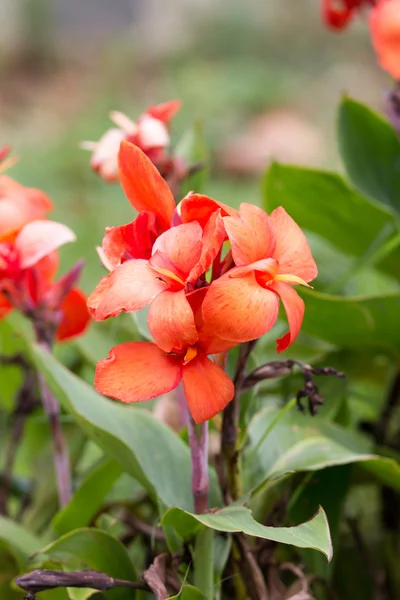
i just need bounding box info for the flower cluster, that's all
[81,100,181,182]
[88,142,317,424]
[0,156,89,344]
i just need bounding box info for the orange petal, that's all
[87,259,166,320]
[370,0,400,79]
[188,210,226,283]
[146,100,182,123]
[269,207,317,283]
[95,341,182,403]
[118,141,175,229]
[182,351,235,423]
[15,220,76,269]
[152,222,203,277]
[224,203,276,266]
[201,272,280,343]
[148,289,198,353]
[0,293,13,319]
[56,287,90,342]
[180,193,238,228]
[270,281,305,353]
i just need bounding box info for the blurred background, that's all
[0,0,388,291]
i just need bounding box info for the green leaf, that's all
[168,585,206,599]
[244,405,400,493]
[338,97,400,211]
[264,164,400,278]
[162,505,332,561]
[175,121,209,196]
[52,459,123,536]
[37,529,136,600]
[28,343,221,511]
[0,516,42,568]
[299,287,400,353]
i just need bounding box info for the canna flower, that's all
[202,203,318,352]
[0,220,89,342]
[370,0,400,78]
[322,0,377,29]
[82,100,181,182]
[94,289,235,424]
[0,175,52,242]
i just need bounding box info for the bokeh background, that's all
[0,0,388,292]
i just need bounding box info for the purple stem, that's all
[35,333,71,507]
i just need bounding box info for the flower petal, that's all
[148,289,198,353]
[270,281,305,353]
[370,0,400,79]
[152,222,203,277]
[269,207,318,282]
[137,116,169,150]
[118,141,175,229]
[180,193,238,228]
[15,220,76,269]
[202,272,280,343]
[56,288,90,342]
[95,341,182,403]
[188,210,226,283]
[146,100,182,123]
[182,351,235,423]
[224,203,276,266]
[87,259,166,320]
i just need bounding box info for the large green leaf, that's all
[338,97,400,211]
[162,505,332,560]
[28,343,221,511]
[299,287,400,353]
[264,164,400,278]
[37,529,136,600]
[52,459,123,536]
[244,405,400,493]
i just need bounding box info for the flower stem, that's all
[35,328,71,507]
[186,407,209,514]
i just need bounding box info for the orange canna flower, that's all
[202,203,318,352]
[370,0,400,78]
[82,101,181,182]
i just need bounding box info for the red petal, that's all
[152,222,203,277]
[182,351,234,423]
[95,341,182,403]
[269,207,318,282]
[370,0,400,79]
[16,220,76,269]
[118,141,175,229]
[87,259,166,320]
[224,203,276,266]
[146,100,182,123]
[270,281,305,353]
[201,272,280,343]
[0,293,12,318]
[180,193,238,228]
[322,0,353,29]
[148,289,198,353]
[188,210,226,283]
[56,288,90,342]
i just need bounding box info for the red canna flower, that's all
[82,100,181,182]
[370,0,400,78]
[94,289,235,423]
[322,0,377,29]
[0,220,90,342]
[201,203,318,352]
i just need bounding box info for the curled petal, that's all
[182,351,235,423]
[148,289,198,353]
[118,141,175,229]
[56,288,90,342]
[270,207,318,282]
[152,222,203,277]
[87,259,166,320]
[180,193,238,228]
[95,341,182,403]
[224,203,276,266]
[202,272,280,343]
[16,221,76,269]
[270,281,305,353]
[188,210,226,283]
[147,100,182,123]
[229,258,278,280]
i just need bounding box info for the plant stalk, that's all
[187,411,209,514]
